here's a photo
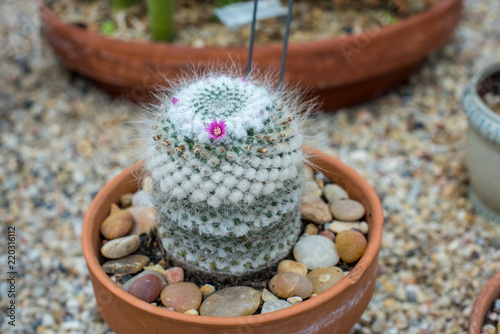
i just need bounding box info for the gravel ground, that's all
[1,0,500,333]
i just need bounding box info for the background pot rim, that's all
[40,0,456,51]
[462,62,500,146]
[82,147,384,326]
[468,271,500,333]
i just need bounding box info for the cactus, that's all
[141,69,312,280]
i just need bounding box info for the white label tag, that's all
[215,0,288,28]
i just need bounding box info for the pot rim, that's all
[40,0,458,52]
[468,271,500,333]
[462,62,500,146]
[82,147,383,326]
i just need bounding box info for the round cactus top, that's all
[142,71,312,209]
[161,75,276,143]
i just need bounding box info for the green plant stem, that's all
[148,0,175,42]
[111,0,134,11]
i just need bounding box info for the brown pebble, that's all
[122,270,166,291]
[128,274,162,303]
[102,254,150,274]
[200,284,216,298]
[335,230,367,263]
[199,287,260,317]
[318,230,335,241]
[304,223,319,235]
[164,267,184,284]
[100,210,134,240]
[160,283,202,313]
[329,199,366,221]
[301,198,333,225]
[269,272,313,299]
[277,260,308,276]
[101,235,140,259]
[307,267,344,294]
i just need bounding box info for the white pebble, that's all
[293,235,339,270]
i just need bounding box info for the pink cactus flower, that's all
[242,78,248,82]
[205,118,227,140]
[172,97,178,105]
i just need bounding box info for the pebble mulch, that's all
[1,0,500,333]
[97,170,366,317]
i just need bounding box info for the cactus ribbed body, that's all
[145,74,305,277]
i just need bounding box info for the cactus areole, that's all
[142,72,311,279]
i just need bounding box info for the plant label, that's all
[215,0,288,28]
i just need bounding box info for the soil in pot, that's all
[97,166,370,317]
[478,70,500,115]
[48,0,438,47]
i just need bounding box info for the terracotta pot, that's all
[40,0,462,110]
[82,147,384,333]
[462,63,500,224]
[468,272,500,333]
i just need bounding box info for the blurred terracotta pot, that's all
[82,147,383,333]
[40,0,462,110]
[468,272,500,333]
[462,63,500,224]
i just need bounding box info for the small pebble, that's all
[101,235,140,259]
[200,287,260,317]
[301,198,333,225]
[481,324,496,334]
[287,296,303,305]
[261,300,293,314]
[122,270,167,291]
[293,235,339,269]
[100,210,134,240]
[127,206,157,235]
[132,190,154,208]
[160,283,202,313]
[318,230,335,241]
[304,223,319,235]
[495,299,500,311]
[329,199,366,221]
[200,284,216,298]
[277,260,308,276]
[261,288,279,302]
[269,272,313,299]
[335,230,367,263]
[184,309,199,315]
[164,267,184,284]
[328,221,369,234]
[120,192,134,208]
[143,264,166,274]
[102,254,150,274]
[307,267,344,294]
[128,274,162,303]
[323,184,349,203]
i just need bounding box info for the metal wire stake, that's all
[278,0,294,91]
[246,0,259,77]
